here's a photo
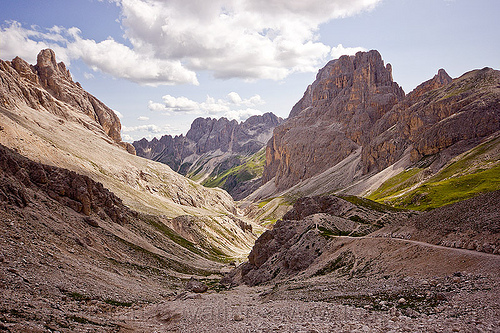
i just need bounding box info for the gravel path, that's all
[115,282,500,333]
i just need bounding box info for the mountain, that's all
[254,50,500,208]
[1,49,134,154]
[133,113,282,199]
[0,142,238,331]
[1,49,499,332]
[0,49,260,259]
[262,50,405,191]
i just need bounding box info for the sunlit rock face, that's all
[263,49,500,193]
[263,50,405,191]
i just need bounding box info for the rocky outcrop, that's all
[262,50,405,191]
[185,277,208,293]
[226,195,410,286]
[227,191,499,287]
[362,67,500,173]
[0,49,134,154]
[0,143,130,224]
[262,50,500,194]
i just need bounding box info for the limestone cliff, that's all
[262,50,404,191]
[0,49,135,154]
[261,50,500,197]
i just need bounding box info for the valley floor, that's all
[116,238,500,333]
[2,235,498,333]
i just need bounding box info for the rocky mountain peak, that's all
[35,48,73,88]
[406,68,452,102]
[135,112,282,162]
[0,49,134,154]
[263,50,404,191]
[289,50,402,120]
[133,112,282,199]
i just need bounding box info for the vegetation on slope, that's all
[202,148,266,190]
[368,134,500,210]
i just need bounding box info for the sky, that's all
[1,0,499,142]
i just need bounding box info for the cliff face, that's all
[262,50,500,195]
[133,112,282,199]
[263,50,404,190]
[135,113,281,168]
[0,49,135,154]
[362,67,500,174]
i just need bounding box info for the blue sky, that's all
[1,0,499,141]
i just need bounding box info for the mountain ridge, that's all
[133,112,282,199]
[0,49,260,260]
[256,50,500,207]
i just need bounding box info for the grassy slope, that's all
[202,148,266,188]
[368,135,500,210]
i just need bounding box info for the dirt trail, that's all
[113,235,500,333]
[358,235,500,259]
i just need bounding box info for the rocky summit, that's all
[263,50,405,191]
[260,50,500,201]
[0,49,134,154]
[134,112,282,199]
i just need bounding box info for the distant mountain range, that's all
[133,113,282,200]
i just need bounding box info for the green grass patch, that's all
[338,194,403,212]
[257,197,275,208]
[367,168,422,202]
[375,135,500,210]
[261,219,278,227]
[202,148,266,189]
[390,164,500,210]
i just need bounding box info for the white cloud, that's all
[137,116,149,121]
[114,110,124,119]
[66,31,198,85]
[161,95,201,112]
[121,134,134,141]
[148,92,265,121]
[0,21,198,86]
[117,0,379,80]
[122,124,165,133]
[121,123,176,141]
[330,44,367,60]
[0,21,71,64]
[224,108,264,122]
[1,0,376,84]
[227,92,243,104]
[83,72,95,79]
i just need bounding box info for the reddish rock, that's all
[0,49,134,154]
[263,50,404,191]
[362,67,500,173]
[262,49,500,192]
[185,277,208,293]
